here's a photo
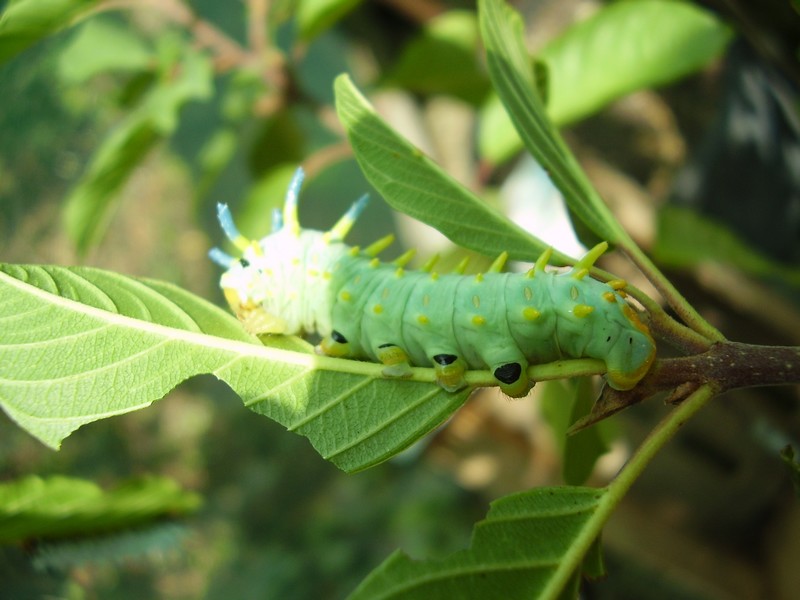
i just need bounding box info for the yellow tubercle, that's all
[393,248,416,267]
[364,234,395,257]
[453,256,470,274]
[608,279,627,290]
[488,251,509,273]
[571,267,589,280]
[602,291,617,303]
[574,242,608,272]
[421,254,440,273]
[534,247,552,273]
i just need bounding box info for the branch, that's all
[571,342,800,431]
[98,0,251,70]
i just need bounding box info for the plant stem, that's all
[543,384,718,599]
[625,285,714,353]
[622,244,726,343]
[602,383,718,513]
[247,0,269,58]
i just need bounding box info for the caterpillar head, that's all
[216,244,290,335]
[209,167,367,337]
[603,304,657,390]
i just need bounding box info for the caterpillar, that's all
[209,167,656,398]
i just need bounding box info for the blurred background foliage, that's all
[1,0,799,598]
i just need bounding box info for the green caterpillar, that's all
[210,167,656,397]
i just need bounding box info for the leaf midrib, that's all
[0,270,325,371]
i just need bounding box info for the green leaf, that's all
[478,0,630,246]
[57,17,153,83]
[334,73,573,265]
[779,445,800,498]
[540,0,732,126]
[62,119,162,253]
[540,379,611,486]
[385,10,489,105]
[0,264,469,472]
[196,126,239,202]
[247,108,306,175]
[653,205,800,288]
[296,0,363,42]
[478,1,731,163]
[347,486,606,599]
[478,92,522,165]
[0,475,200,544]
[0,0,100,64]
[63,44,213,253]
[239,163,300,236]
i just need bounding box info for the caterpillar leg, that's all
[375,343,413,378]
[317,330,353,358]
[491,361,532,398]
[432,354,468,393]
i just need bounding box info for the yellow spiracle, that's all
[522,307,541,321]
[608,279,627,290]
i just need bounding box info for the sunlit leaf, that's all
[334,73,573,265]
[478,0,630,246]
[478,0,731,163]
[541,0,732,126]
[0,264,470,472]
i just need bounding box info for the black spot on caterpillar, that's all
[209,167,656,397]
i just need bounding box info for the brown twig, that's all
[570,341,800,431]
[97,0,251,71]
[247,0,269,58]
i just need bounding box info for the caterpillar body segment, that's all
[211,168,657,397]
